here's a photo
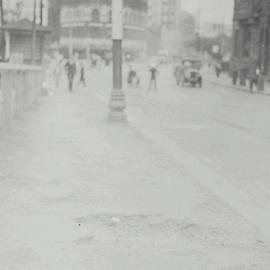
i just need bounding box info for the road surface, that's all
[0,63,270,269]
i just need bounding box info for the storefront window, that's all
[234,29,240,57]
[92,9,100,23]
[243,27,251,57]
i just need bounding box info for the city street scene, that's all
[1,0,270,269]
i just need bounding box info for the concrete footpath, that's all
[0,80,270,269]
[205,72,270,96]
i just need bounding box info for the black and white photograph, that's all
[0,0,270,269]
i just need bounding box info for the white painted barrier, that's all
[0,63,44,131]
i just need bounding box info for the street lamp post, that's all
[40,0,43,26]
[257,0,269,91]
[0,0,5,60]
[31,0,37,64]
[108,0,127,122]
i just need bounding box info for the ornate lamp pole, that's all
[257,0,269,90]
[32,0,37,64]
[0,0,5,60]
[40,0,44,26]
[108,0,127,122]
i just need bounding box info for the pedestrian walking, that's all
[53,61,62,87]
[64,58,77,92]
[174,63,184,86]
[215,63,221,78]
[249,65,260,92]
[77,62,86,88]
[148,65,159,91]
[127,65,140,87]
[91,54,100,68]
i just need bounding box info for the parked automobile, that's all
[182,59,203,88]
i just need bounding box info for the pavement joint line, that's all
[208,117,251,132]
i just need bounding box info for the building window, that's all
[61,27,69,37]
[92,9,100,23]
[74,8,83,21]
[61,8,73,23]
[234,29,240,57]
[109,11,112,23]
[243,27,251,57]
[124,11,128,24]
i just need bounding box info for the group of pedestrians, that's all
[214,61,263,92]
[231,64,262,92]
[53,57,86,92]
[127,63,159,91]
[64,59,86,92]
[55,56,163,93]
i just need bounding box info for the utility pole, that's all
[108,0,126,122]
[32,0,37,64]
[196,0,202,35]
[40,0,43,26]
[257,0,269,90]
[0,0,3,28]
[0,0,5,60]
[196,0,202,52]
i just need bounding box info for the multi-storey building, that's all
[0,0,49,63]
[49,0,147,59]
[147,0,162,29]
[147,0,162,55]
[232,0,270,83]
[160,0,181,56]
[147,0,195,57]
[161,0,181,29]
[3,0,49,25]
[178,9,196,54]
[200,22,232,39]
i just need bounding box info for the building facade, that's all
[147,0,182,56]
[50,0,147,59]
[161,0,182,56]
[3,0,49,26]
[200,22,232,39]
[147,0,195,57]
[0,1,50,63]
[1,18,50,63]
[232,0,270,83]
[160,0,181,56]
[178,10,196,55]
[147,0,162,29]
[147,0,162,55]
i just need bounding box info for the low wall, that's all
[0,63,44,132]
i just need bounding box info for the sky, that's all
[182,0,234,24]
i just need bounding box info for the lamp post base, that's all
[108,89,127,122]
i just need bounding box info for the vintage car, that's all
[181,59,203,88]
